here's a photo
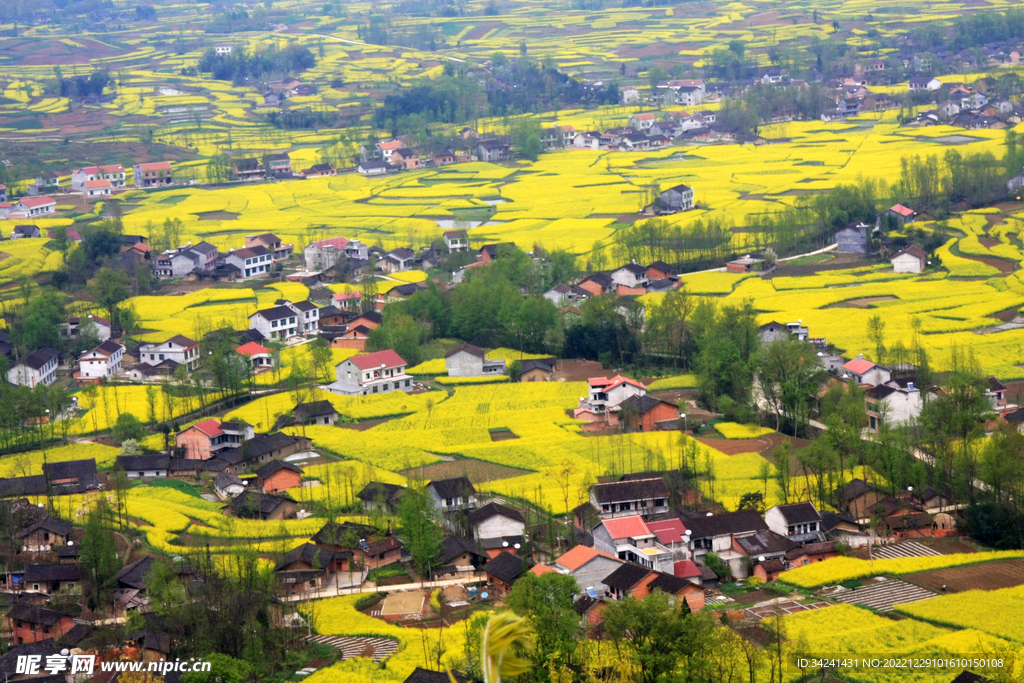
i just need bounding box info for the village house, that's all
[234,158,265,181]
[14,197,56,218]
[554,545,623,595]
[838,479,883,519]
[476,139,511,162]
[266,153,292,177]
[18,517,72,552]
[439,537,487,576]
[226,490,298,520]
[245,233,293,262]
[177,418,254,460]
[311,521,374,572]
[610,263,649,290]
[908,76,942,92]
[468,502,526,542]
[444,229,470,252]
[427,477,476,512]
[519,358,557,382]
[275,544,334,594]
[484,551,523,597]
[23,563,82,594]
[655,184,695,214]
[355,536,404,569]
[225,245,273,280]
[679,510,770,577]
[77,339,125,381]
[892,246,927,274]
[293,300,320,333]
[444,343,507,378]
[575,375,647,418]
[765,501,823,542]
[236,341,273,371]
[44,459,99,494]
[60,315,112,343]
[602,562,654,600]
[215,472,247,498]
[887,204,917,227]
[357,160,391,175]
[331,291,364,313]
[255,460,303,494]
[7,348,58,388]
[619,395,680,431]
[835,222,869,254]
[356,481,405,513]
[866,378,924,431]
[8,605,75,645]
[592,516,675,573]
[139,335,199,371]
[249,305,300,341]
[784,540,841,568]
[11,224,41,239]
[293,400,338,426]
[726,256,763,273]
[381,248,415,273]
[82,179,113,199]
[590,478,670,519]
[298,163,337,178]
[28,172,59,196]
[842,357,892,386]
[116,454,170,479]
[133,161,174,188]
[304,236,360,271]
[327,349,411,396]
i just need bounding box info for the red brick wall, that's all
[261,469,301,494]
[177,429,213,460]
[331,338,367,351]
[630,402,679,431]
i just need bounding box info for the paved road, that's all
[280,574,483,603]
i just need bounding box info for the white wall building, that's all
[8,348,58,388]
[326,349,411,396]
[138,335,199,371]
[77,340,125,379]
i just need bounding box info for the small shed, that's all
[835,222,869,254]
[726,256,762,273]
[892,246,927,274]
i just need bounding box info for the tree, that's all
[112,412,145,443]
[17,288,66,354]
[367,310,424,366]
[397,485,443,578]
[180,653,254,683]
[506,572,581,678]
[90,267,131,328]
[866,314,886,365]
[511,118,543,161]
[309,337,334,383]
[80,498,120,602]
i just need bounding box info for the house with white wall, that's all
[326,349,411,396]
[138,335,199,371]
[77,340,124,380]
[8,348,58,387]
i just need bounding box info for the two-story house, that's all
[8,348,58,388]
[576,375,646,416]
[23,564,82,594]
[590,478,670,519]
[381,248,415,273]
[60,315,112,343]
[327,349,412,396]
[444,343,506,378]
[443,229,470,252]
[610,263,650,290]
[138,335,199,371]
[29,172,59,196]
[304,236,352,271]
[292,300,320,333]
[680,510,769,577]
[267,153,292,177]
[18,517,71,552]
[765,501,823,543]
[77,339,125,380]
[71,165,126,192]
[842,357,891,386]
[426,477,476,512]
[225,245,273,280]
[153,249,199,279]
[592,515,675,573]
[468,502,525,542]
[553,545,623,597]
[177,418,255,460]
[7,605,74,645]
[245,233,293,262]
[133,161,173,188]
[249,305,300,341]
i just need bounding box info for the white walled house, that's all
[842,357,891,386]
[225,246,273,280]
[592,516,674,573]
[765,502,822,542]
[610,263,649,289]
[71,165,126,191]
[468,503,526,542]
[590,478,670,519]
[77,340,125,380]
[138,335,199,371]
[866,381,924,432]
[427,477,477,512]
[83,180,112,198]
[577,375,647,414]
[249,306,300,341]
[444,343,506,378]
[291,300,320,333]
[554,546,623,596]
[15,197,56,217]
[326,349,411,396]
[8,348,58,388]
[892,246,927,274]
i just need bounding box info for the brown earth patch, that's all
[195,211,238,221]
[464,22,503,41]
[958,252,1015,274]
[991,305,1021,323]
[552,358,606,382]
[696,432,808,456]
[902,558,1024,594]
[979,235,1000,248]
[829,296,897,308]
[399,459,531,483]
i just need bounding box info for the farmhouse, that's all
[77,339,125,381]
[887,204,917,226]
[327,349,412,396]
[468,502,526,542]
[8,605,75,645]
[249,306,300,341]
[765,501,823,542]
[726,256,763,273]
[255,460,303,494]
[590,477,670,518]
[177,418,254,460]
[226,490,298,520]
[842,356,891,386]
[8,348,58,388]
[655,184,695,214]
[835,222,869,253]
[138,335,199,371]
[443,230,469,252]
[245,233,293,262]
[133,161,173,188]
[618,395,679,431]
[116,454,170,479]
[357,481,405,512]
[427,477,476,512]
[14,197,56,217]
[444,343,506,378]
[225,245,273,280]
[892,246,927,273]
[18,517,72,552]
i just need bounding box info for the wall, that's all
[474,515,526,541]
[446,350,484,378]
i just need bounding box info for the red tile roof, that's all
[674,560,701,579]
[843,358,876,375]
[349,349,406,371]
[136,162,172,171]
[333,291,362,301]
[555,545,617,571]
[190,418,223,438]
[601,515,651,540]
[84,179,111,189]
[312,236,349,249]
[589,375,646,391]
[647,519,687,544]
[18,196,55,207]
[236,341,270,357]
[890,204,915,217]
[529,564,556,577]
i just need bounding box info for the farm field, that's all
[903,559,1024,594]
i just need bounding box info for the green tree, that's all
[506,571,581,679]
[866,314,886,365]
[397,485,443,578]
[80,498,120,596]
[511,118,543,162]
[90,267,131,328]
[367,309,424,366]
[111,412,145,443]
[309,337,334,383]
[180,653,254,683]
[17,288,66,354]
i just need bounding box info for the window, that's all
[446,498,453,506]
[372,385,378,393]
[43,533,49,541]
[33,584,39,591]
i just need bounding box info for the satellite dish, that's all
[480,592,489,599]
[502,541,509,547]
[67,541,74,546]
[706,512,713,517]
[514,543,521,550]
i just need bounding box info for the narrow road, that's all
[280,574,483,602]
